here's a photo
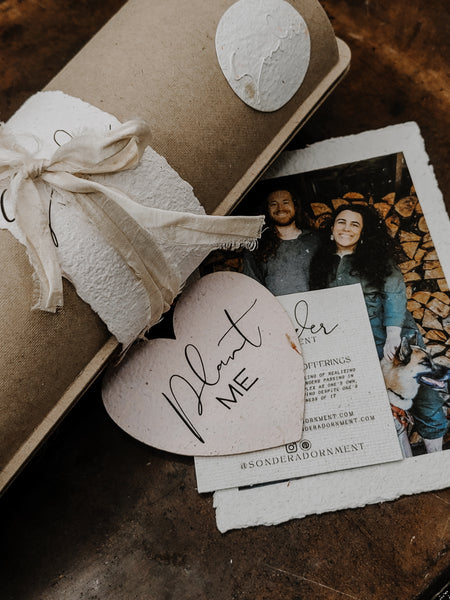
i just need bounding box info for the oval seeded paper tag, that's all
[216,0,311,112]
[102,272,305,456]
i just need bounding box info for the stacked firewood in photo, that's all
[310,189,450,369]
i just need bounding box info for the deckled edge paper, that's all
[0,91,201,346]
[213,122,450,532]
[0,91,263,347]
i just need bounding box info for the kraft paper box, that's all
[0,0,350,491]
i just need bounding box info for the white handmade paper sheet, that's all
[0,92,203,345]
[0,91,263,347]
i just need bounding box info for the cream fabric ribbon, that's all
[0,120,263,334]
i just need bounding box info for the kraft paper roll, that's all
[0,0,350,492]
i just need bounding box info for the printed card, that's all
[195,285,402,492]
[211,123,450,530]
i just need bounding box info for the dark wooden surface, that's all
[0,1,449,599]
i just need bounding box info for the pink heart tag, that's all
[102,272,305,456]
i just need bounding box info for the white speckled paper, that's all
[214,453,450,531]
[0,91,217,345]
[213,123,450,531]
[216,0,311,112]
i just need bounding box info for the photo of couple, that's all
[208,151,450,458]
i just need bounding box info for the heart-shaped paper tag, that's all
[102,272,304,455]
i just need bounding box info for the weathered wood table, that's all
[0,1,448,598]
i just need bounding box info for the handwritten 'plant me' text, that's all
[162,300,262,443]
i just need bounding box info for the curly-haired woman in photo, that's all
[310,203,447,453]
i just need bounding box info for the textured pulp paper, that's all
[213,123,450,531]
[0,91,215,346]
[195,284,402,492]
[216,0,311,112]
[103,272,305,456]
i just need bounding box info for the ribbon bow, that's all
[0,121,263,336]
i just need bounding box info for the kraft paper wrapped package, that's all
[0,0,350,491]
